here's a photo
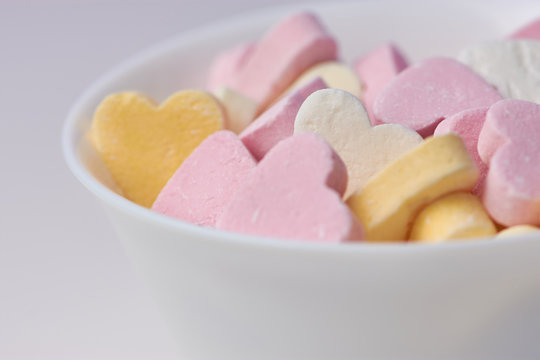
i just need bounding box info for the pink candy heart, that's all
[509,16,540,40]
[374,57,502,137]
[152,131,256,226]
[354,43,408,124]
[211,12,338,111]
[240,77,326,160]
[434,107,489,196]
[478,99,540,226]
[207,43,255,92]
[217,133,364,242]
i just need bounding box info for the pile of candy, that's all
[89,12,540,243]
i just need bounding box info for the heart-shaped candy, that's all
[214,86,257,134]
[216,133,363,242]
[496,225,539,238]
[354,43,409,124]
[373,57,502,137]
[279,61,363,101]
[240,77,326,160]
[222,12,338,111]
[434,107,489,196]
[91,91,224,207]
[347,134,478,242]
[207,43,255,92]
[458,40,540,104]
[478,99,540,226]
[509,17,540,40]
[294,89,422,199]
[409,192,496,243]
[152,131,256,226]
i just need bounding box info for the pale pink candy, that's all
[373,57,503,137]
[207,43,255,92]
[228,12,338,111]
[434,107,489,196]
[152,131,256,227]
[478,99,540,226]
[509,17,540,40]
[240,77,326,160]
[354,43,408,124]
[217,133,364,242]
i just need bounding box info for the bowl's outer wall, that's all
[107,202,540,359]
[65,1,540,359]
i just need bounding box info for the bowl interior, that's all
[63,0,540,249]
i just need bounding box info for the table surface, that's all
[0,1,315,358]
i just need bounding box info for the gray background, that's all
[0,1,314,358]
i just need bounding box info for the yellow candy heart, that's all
[90,91,224,207]
[283,61,363,100]
[409,192,496,242]
[347,134,479,242]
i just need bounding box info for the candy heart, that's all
[279,61,362,101]
[373,57,502,137]
[224,12,338,111]
[509,17,540,40]
[152,131,256,226]
[214,86,257,134]
[91,91,224,207]
[354,43,409,124]
[434,107,489,196]
[240,77,326,161]
[409,192,496,243]
[207,43,255,91]
[217,133,363,242]
[347,134,478,242]
[458,40,540,104]
[294,88,422,199]
[496,225,539,238]
[478,99,540,226]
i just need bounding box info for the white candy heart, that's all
[214,86,257,134]
[294,89,422,199]
[458,40,540,104]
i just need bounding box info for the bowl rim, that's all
[62,0,540,254]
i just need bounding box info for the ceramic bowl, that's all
[63,2,540,359]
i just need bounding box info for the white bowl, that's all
[63,2,540,359]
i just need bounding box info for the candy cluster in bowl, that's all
[63,2,540,359]
[89,11,539,243]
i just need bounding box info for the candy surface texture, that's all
[409,192,496,242]
[152,131,256,226]
[458,40,540,104]
[226,12,338,111]
[207,43,254,91]
[355,43,408,123]
[295,88,422,199]
[478,99,540,226]
[214,86,257,134]
[217,133,363,242]
[347,134,479,242]
[91,91,224,207]
[496,225,539,237]
[434,107,489,195]
[282,61,362,100]
[240,77,326,160]
[374,57,502,137]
